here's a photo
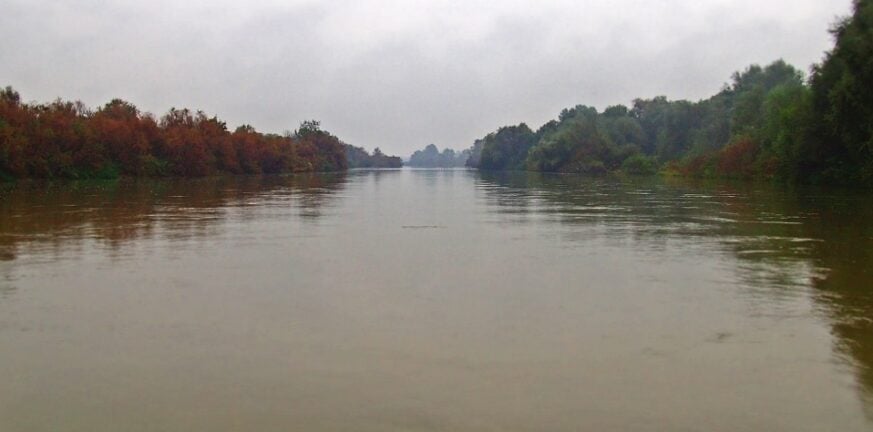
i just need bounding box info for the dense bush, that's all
[0,92,353,179]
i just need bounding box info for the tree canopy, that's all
[463,3,873,187]
[407,144,471,168]
[0,94,399,180]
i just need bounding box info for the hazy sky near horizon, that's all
[0,0,853,155]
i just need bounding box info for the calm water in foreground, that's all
[0,169,872,431]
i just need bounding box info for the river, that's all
[0,169,871,431]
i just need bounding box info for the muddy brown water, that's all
[0,169,871,431]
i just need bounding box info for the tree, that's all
[810,0,873,184]
[0,90,358,180]
[478,124,536,170]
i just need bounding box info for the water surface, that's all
[0,169,871,431]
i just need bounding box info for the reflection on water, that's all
[478,171,873,418]
[0,169,871,431]
[0,173,349,261]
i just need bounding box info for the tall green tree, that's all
[810,0,873,185]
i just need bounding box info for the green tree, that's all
[478,124,536,171]
[810,0,873,184]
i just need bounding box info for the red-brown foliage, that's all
[716,137,759,177]
[0,88,349,179]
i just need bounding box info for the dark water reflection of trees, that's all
[476,171,873,416]
[0,173,349,261]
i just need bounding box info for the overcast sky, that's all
[0,0,854,156]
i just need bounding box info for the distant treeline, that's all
[466,0,873,186]
[0,91,403,180]
[346,145,402,168]
[407,144,471,168]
